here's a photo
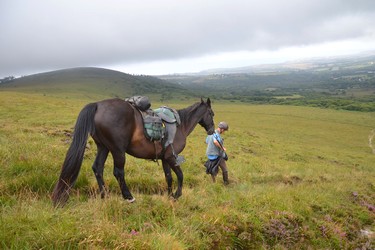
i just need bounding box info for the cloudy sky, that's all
[1,0,375,77]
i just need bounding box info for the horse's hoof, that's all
[126,197,136,203]
[172,193,181,201]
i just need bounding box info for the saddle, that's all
[125,96,185,165]
[125,96,180,145]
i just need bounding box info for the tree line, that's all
[0,76,15,84]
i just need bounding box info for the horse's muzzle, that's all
[207,128,215,135]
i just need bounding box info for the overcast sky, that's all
[1,0,375,77]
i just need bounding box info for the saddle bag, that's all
[126,96,151,111]
[143,114,164,141]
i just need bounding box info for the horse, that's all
[52,98,215,206]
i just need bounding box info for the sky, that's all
[1,0,375,77]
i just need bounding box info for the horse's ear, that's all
[201,97,204,103]
[207,98,211,107]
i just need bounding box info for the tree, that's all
[0,76,15,84]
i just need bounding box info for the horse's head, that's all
[198,98,215,135]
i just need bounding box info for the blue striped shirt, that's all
[206,130,223,160]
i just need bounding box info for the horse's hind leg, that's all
[92,144,109,199]
[112,152,135,202]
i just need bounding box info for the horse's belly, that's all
[126,112,164,159]
[128,137,163,159]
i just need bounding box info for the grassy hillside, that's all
[0,67,192,101]
[0,90,374,249]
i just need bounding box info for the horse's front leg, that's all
[162,160,173,196]
[169,160,183,199]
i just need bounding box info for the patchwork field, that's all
[0,91,374,249]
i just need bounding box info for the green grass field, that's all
[1,91,374,249]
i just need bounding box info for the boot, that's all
[223,171,229,185]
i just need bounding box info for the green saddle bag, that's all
[143,115,164,141]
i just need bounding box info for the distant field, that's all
[0,91,374,249]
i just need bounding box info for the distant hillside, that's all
[195,52,375,75]
[160,54,375,89]
[159,54,375,111]
[160,54,375,94]
[0,67,190,101]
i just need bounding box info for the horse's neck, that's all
[178,104,203,135]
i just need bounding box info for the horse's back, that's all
[95,98,133,125]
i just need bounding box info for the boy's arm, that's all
[213,138,226,151]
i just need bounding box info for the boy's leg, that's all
[219,159,229,185]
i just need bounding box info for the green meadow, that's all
[1,91,374,249]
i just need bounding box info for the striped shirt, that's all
[206,130,223,160]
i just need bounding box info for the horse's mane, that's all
[177,102,201,121]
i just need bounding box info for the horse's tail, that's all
[52,103,97,207]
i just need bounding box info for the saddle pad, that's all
[154,107,177,124]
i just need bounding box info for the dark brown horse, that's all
[52,98,215,206]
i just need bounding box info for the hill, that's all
[160,54,375,91]
[0,67,190,101]
[1,54,375,111]
[159,54,375,111]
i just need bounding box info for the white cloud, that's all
[1,0,375,76]
[112,38,375,75]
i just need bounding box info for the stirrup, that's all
[170,144,185,166]
[175,155,185,166]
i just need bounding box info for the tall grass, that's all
[1,91,374,249]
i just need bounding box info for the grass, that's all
[1,91,374,249]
